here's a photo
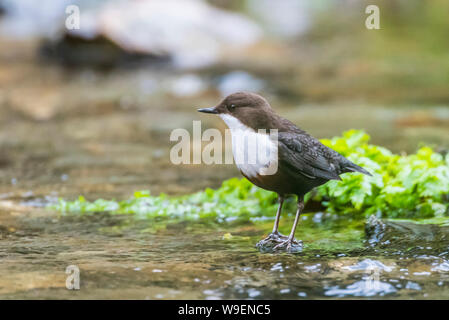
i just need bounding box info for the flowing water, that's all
[2,203,449,299]
[1,37,449,299]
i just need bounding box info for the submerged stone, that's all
[365,215,449,248]
[255,233,303,253]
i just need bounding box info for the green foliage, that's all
[51,130,449,220]
[53,177,280,222]
[317,130,449,218]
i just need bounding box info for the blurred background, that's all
[1,0,449,201]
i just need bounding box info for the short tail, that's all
[342,161,372,176]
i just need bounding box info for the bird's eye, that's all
[228,104,236,111]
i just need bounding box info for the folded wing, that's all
[277,132,342,181]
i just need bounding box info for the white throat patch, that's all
[219,114,278,177]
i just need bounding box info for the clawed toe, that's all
[273,238,303,253]
[256,231,303,253]
[272,240,288,251]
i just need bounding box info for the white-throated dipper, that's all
[198,92,371,252]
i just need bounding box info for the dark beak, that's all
[197,107,218,114]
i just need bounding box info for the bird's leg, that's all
[256,195,287,247]
[273,197,304,253]
[271,195,288,239]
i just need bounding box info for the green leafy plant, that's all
[316,130,449,218]
[51,130,449,220]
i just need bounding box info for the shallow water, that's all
[1,200,449,299]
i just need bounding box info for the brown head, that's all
[198,92,281,131]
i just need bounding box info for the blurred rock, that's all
[0,154,10,168]
[395,109,449,128]
[0,0,72,38]
[0,3,6,17]
[41,0,262,69]
[247,0,312,37]
[41,34,165,69]
[217,71,264,96]
[7,87,61,121]
[169,74,206,97]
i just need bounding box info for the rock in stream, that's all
[365,215,449,248]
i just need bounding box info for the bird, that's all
[198,92,371,252]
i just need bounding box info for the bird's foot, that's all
[256,232,286,246]
[256,233,302,253]
[272,238,303,253]
[266,231,288,241]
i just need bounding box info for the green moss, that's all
[50,130,449,221]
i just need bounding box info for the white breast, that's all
[220,114,278,178]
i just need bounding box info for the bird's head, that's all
[198,92,277,131]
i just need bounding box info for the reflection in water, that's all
[343,259,394,272]
[432,261,449,272]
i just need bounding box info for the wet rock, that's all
[365,215,449,247]
[41,0,261,69]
